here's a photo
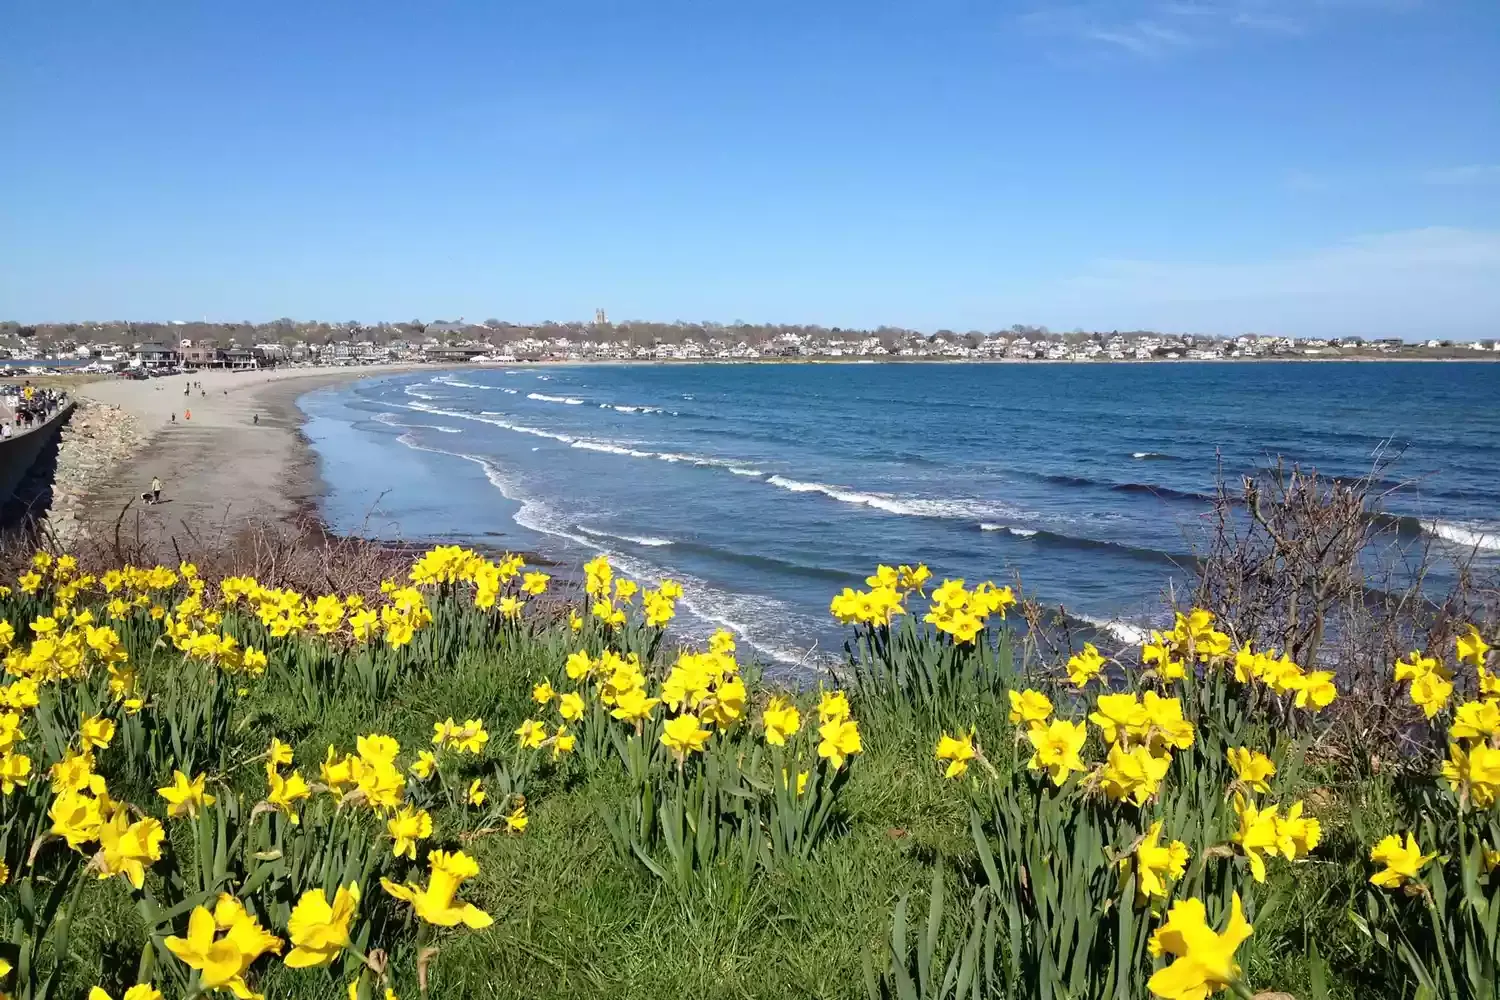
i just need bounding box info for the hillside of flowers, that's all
[0,544,1496,999]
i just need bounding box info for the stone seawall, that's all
[0,401,75,509]
[40,400,148,547]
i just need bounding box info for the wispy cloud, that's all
[1024,0,1412,57]
[1052,227,1500,338]
[1422,164,1500,185]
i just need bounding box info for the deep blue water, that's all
[301,362,1500,667]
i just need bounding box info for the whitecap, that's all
[765,476,1020,521]
[1424,520,1500,552]
[577,525,674,547]
[1077,614,1152,645]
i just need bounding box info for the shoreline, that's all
[66,364,443,550]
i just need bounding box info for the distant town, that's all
[0,316,1495,373]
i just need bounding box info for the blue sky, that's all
[3,1,1497,338]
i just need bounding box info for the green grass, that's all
[1,589,1428,1000]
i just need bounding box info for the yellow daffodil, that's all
[662,713,712,757]
[381,850,493,928]
[817,690,851,725]
[1410,670,1454,719]
[817,718,863,769]
[761,696,802,746]
[1274,801,1321,859]
[514,719,546,750]
[1140,691,1196,752]
[452,719,489,754]
[79,714,116,750]
[387,806,433,860]
[1451,700,1500,742]
[1231,794,1279,882]
[1443,741,1500,807]
[1226,747,1275,794]
[50,789,105,849]
[532,680,555,704]
[1090,693,1146,745]
[164,896,283,995]
[1394,649,1445,684]
[1098,741,1172,806]
[1458,625,1492,669]
[557,690,585,722]
[935,730,977,778]
[1142,638,1185,681]
[0,750,30,793]
[286,883,360,968]
[1008,689,1053,727]
[505,800,528,833]
[1370,832,1436,889]
[410,750,437,780]
[1123,819,1188,905]
[1146,894,1253,1000]
[89,986,164,1000]
[96,812,165,889]
[610,686,660,722]
[268,769,311,824]
[267,737,294,767]
[1066,643,1106,687]
[1290,669,1338,711]
[1026,719,1088,786]
[467,778,485,806]
[157,770,215,819]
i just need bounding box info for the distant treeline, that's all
[0,319,1193,351]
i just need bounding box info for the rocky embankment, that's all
[42,400,147,546]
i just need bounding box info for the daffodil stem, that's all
[1425,894,1459,1000]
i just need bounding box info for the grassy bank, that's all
[0,538,1495,1000]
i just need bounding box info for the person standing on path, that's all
[151,476,162,504]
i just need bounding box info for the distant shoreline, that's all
[522,353,1500,366]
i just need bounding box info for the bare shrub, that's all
[1194,456,1498,765]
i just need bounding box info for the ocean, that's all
[300,361,1500,670]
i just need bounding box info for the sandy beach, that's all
[71,364,436,544]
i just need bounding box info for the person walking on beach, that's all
[150,476,162,504]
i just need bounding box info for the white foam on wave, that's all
[1077,614,1152,646]
[979,522,1038,537]
[406,401,761,479]
[374,412,462,435]
[1424,520,1500,552]
[501,388,518,394]
[766,475,1017,521]
[528,392,585,405]
[571,441,656,459]
[576,525,674,547]
[600,403,665,414]
[403,384,437,401]
[434,375,488,389]
[404,401,576,443]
